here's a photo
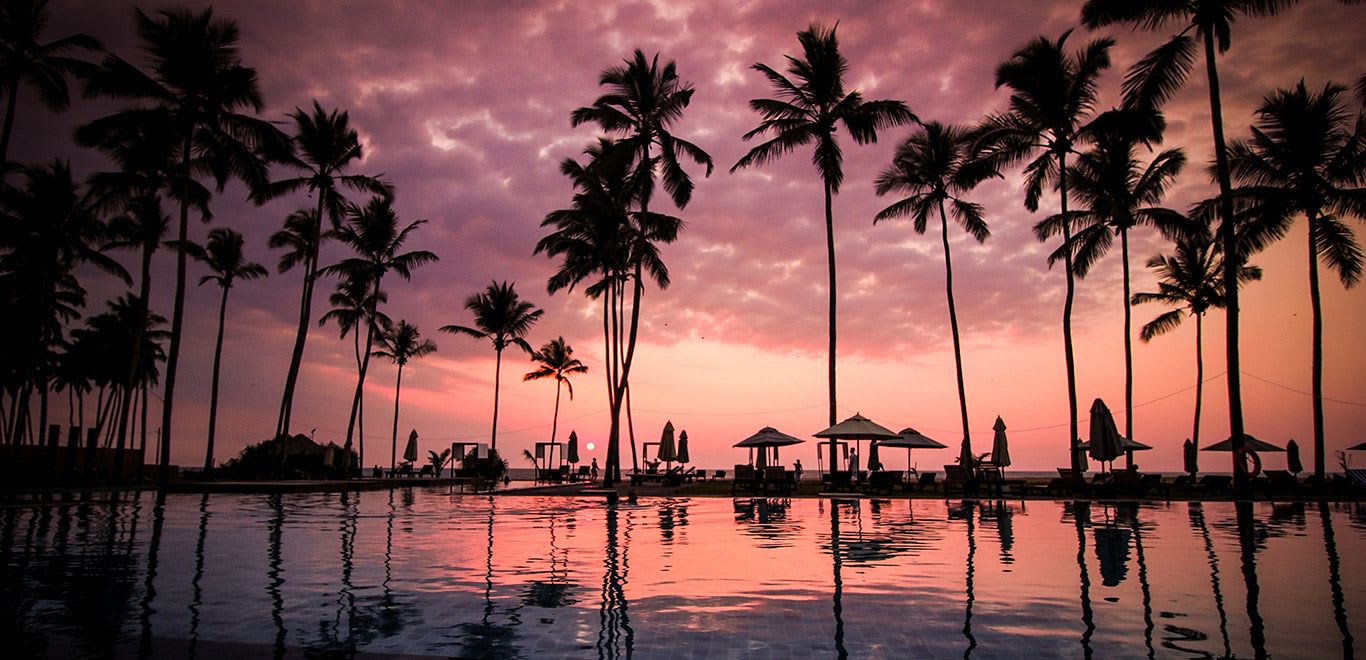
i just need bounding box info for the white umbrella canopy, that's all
[403,429,419,463]
[990,416,1011,467]
[1088,399,1125,466]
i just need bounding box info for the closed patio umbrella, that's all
[1285,439,1303,475]
[990,416,1011,467]
[1183,439,1198,476]
[403,429,419,463]
[567,431,579,464]
[677,431,690,464]
[658,421,677,470]
[1088,399,1124,470]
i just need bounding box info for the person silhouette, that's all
[794,459,804,482]
[591,458,600,482]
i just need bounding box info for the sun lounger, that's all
[1198,474,1233,495]
[713,470,726,480]
[731,464,761,495]
[576,465,591,481]
[821,470,854,492]
[763,466,795,494]
[915,471,938,492]
[864,471,902,495]
[417,465,435,478]
[943,464,971,495]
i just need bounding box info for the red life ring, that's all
[1235,446,1262,479]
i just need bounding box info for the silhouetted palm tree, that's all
[254,101,391,438]
[571,49,712,476]
[0,160,127,445]
[1080,0,1302,491]
[979,30,1113,476]
[319,273,390,456]
[1223,80,1366,477]
[0,0,101,165]
[1036,113,1189,456]
[874,121,998,464]
[1132,232,1260,450]
[442,281,542,454]
[535,140,678,482]
[524,337,588,448]
[373,320,436,471]
[66,294,168,445]
[321,196,435,469]
[732,23,916,476]
[84,7,288,475]
[192,227,267,471]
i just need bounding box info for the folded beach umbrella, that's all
[403,429,419,463]
[1201,434,1285,453]
[677,431,690,464]
[1285,439,1303,474]
[867,440,881,471]
[1088,399,1124,467]
[659,421,677,463]
[991,416,1011,467]
[567,431,579,464]
[1183,439,1198,476]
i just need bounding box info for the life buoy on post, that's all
[1235,446,1262,479]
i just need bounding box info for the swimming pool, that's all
[2,490,1361,658]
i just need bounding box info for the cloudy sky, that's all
[17,0,1366,472]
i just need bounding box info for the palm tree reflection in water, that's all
[1188,502,1231,658]
[138,491,166,658]
[267,494,286,658]
[826,499,848,660]
[1069,501,1095,659]
[949,501,977,659]
[1319,503,1355,657]
[188,494,210,658]
[598,503,634,659]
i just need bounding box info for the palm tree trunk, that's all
[824,179,839,474]
[344,314,377,471]
[622,269,644,473]
[390,363,404,471]
[277,196,328,437]
[1203,31,1246,492]
[601,292,616,484]
[491,347,502,453]
[159,136,195,479]
[550,379,562,444]
[938,201,972,461]
[1121,227,1134,469]
[114,237,154,481]
[1307,212,1325,478]
[0,80,18,167]
[1060,151,1080,478]
[1194,312,1204,449]
[204,284,230,472]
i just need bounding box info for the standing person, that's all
[591,458,600,482]
[794,459,804,482]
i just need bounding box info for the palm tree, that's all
[254,101,391,438]
[83,7,288,476]
[373,320,436,471]
[1080,0,1303,492]
[1035,113,1190,459]
[1223,80,1366,478]
[192,227,267,472]
[319,273,390,461]
[0,0,101,165]
[321,196,436,469]
[732,23,916,476]
[979,30,1113,476]
[1132,232,1260,450]
[67,294,168,445]
[571,49,712,476]
[0,161,127,446]
[523,337,588,448]
[442,281,542,454]
[873,121,998,465]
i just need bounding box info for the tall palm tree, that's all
[1223,80,1366,477]
[193,227,267,471]
[523,337,588,448]
[83,7,288,476]
[979,30,1113,476]
[319,272,390,461]
[442,281,542,454]
[321,196,436,469]
[373,320,436,471]
[1035,113,1190,459]
[571,49,712,476]
[873,121,998,465]
[254,101,391,438]
[732,23,916,476]
[1132,232,1260,450]
[0,0,101,165]
[1080,0,1302,491]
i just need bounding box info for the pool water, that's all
[1,490,1362,658]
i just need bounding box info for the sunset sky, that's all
[17,0,1366,472]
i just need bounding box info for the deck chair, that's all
[916,471,938,492]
